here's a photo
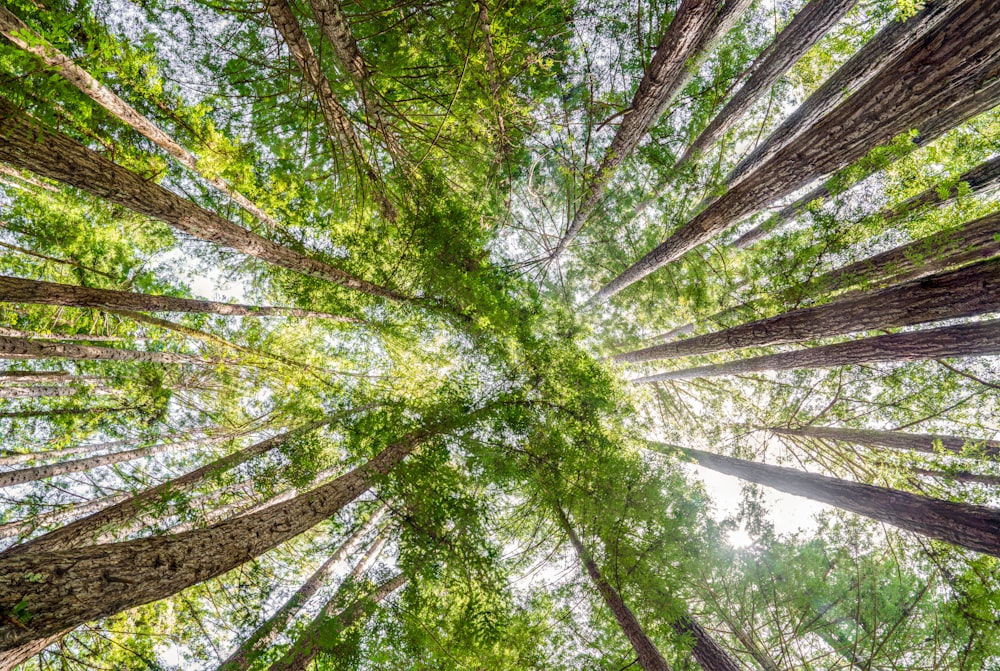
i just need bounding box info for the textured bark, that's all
[668,444,1000,557]
[0,494,130,541]
[307,0,405,161]
[0,371,71,384]
[616,256,1000,363]
[0,275,354,320]
[549,0,747,260]
[0,100,404,301]
[0,334,218,365]
[216,505,387,671]
[0,406,488,647]
[0,385,76,399]
[264,0,396,221]
[0,431,247,489]
[672,616,741,671]
[0,6,281,230]
[594,0,1000,301]
[556,507,672,671]
[0,327,143,342]
[634,318,1000,382]
[806,211,1000,295]
[771,425,1000,458]
[268,572,407,671]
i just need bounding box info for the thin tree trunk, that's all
[616,256,1000,363]
[910,466,1000,487]
[0,386,76,399]
[0,164,57,193]
[0,275,356,320]
[593,0,1000,302]
[0,6,281,231]
[0,405,491,648]
[672,615,741,671]
[0,431,249,490]
[0,439,131,468]
[0,494,130,541]
[306,0,406,162]
[0,100,405,301]
[770,425,1000,458]
[216,504,387,671]
[263,0,396,221]
[0,327,142,343]
[549,0,747,260]
[0,334,219,365]
[879,154,1000,219]
[555,506,672,671]
[0,371,72,384]
[633,318,1000,382]
[656,443,1000,557]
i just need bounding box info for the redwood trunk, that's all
[595,0,1000,301]
[557,508,671,671]
[634,318,1000,382]
[615,256,1000,363]
[771,425,1000,458]
[668,444,1000,557]
[0,334,218,365]
[0,275,353,320]
[0,494,130,540]
[672,616,741,671]
[0,99,404,300]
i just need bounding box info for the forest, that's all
[0,0,998,668]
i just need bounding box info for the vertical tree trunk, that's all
[0,334,220,365]
[0,406,489,648]
[633,318,1000,382]
[672,616,742,671]
[0,275,355,320]
[549,0,748,260]
[216,504,386,671]
[594,0,1000,301]
[0,99,405,301]
[0,6,281,230]
[615,256,1000,363]
[655,443,1000,557]
[556,507,672,671]
[770,425,1000,458]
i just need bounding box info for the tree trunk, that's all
[0,371,72,384]
[556,507,672,671]
[0,406,488,648]
[910,466,1000,487]
[0,494,130,540]
[0,386,77,399]
[0,275,355,320]
[306,0,406,162]
[0,430,249,490]
[216,504,386,671]
[0,99,405,301]
[263,0,396,221]
[672,615,741,671]
[634,318,1000,382]
[0,334,219,365]
[268,572,407,671]
[594,0,1000,301]
[0,6,281,231]
[659,443,1000,557]
[770,425,1000,458]
[878,154,1000,220]
[549,0,747,260]
[616,255,1000,363]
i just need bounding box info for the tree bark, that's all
[0,275,355,320]
[0,431,249,489]
[216,505,387,671]
[0,371,72,384]
[0,494,130,541]
[0,406,488,648]
[672,616,741,671]
[0,386,77,399]
[549,0,748,260]
[615,256,1000,363]
[770,425,1000,458]
[633,318,1000,382]
[878,154,1000,220]
[0,99,405,301]
[0,6,281,231]
[556,507,672,671]
[660,444,1000,557]
[0,334,219,365]
[594,0,1000,301]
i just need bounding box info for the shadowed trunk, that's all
[672,616,741,671]
[634,318,1000,382]
[770,425,1000,458]
[615,256,1000,363]
[556,507,672,671]
[0,99,405,301]
[0,275,355,320]
[594,0,1000,301]
[654,443,1000,557]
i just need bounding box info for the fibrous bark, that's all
[771,425,1000,458]
[0,334,218,365]
[672,616,741,671]
[594,0,1000,301]
[633,318,1000,382]
[0,99,405,301]
[615,256,1000,363]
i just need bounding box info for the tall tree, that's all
[770,425,1000,458]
